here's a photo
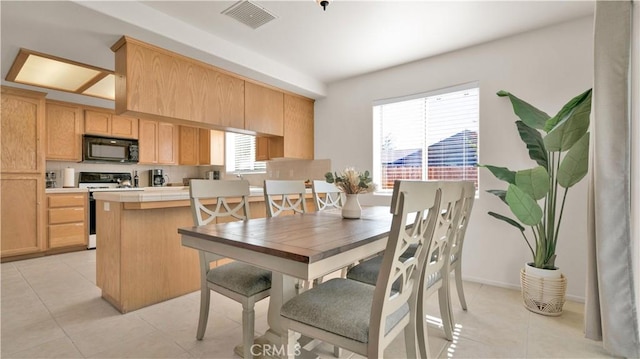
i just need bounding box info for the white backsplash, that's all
[45,161,203,188]
[46,160,331,188]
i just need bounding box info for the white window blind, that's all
[225,133,266,173]
[373,85,479,192]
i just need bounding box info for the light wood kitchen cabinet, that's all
[179,126,199,165]
[85,109,138,139]
[255,136,273,161]
[1,87,46,173]
[112,36,244,129]
[45,101,83,161]
[283,94,314,159]
[180,127,225,166]
[255,94,314,160]
[158,122,178,164]
[198,129,225,166]
[245,81,284,136]
[1,87,46,259]
[47,193,87,249]
[139,119,178,165]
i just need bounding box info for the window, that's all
[225,133,266,173]
[373,84,479,193]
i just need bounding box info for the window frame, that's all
[225,132,267,174]
[372,82,479,195]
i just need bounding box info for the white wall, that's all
[314,17,594,300]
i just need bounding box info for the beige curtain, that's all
[586,1,640,357]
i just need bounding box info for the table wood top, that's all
[178,206,392,264]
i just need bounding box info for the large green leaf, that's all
[543,90,592,152]
[516,121,548,169]
[558,132,590,188]
[488,211,525,232]
[497,90,550,130]
[515,166,549,200]
[544,89,592,132]
[479,165,516,184]
[506,184,543,226]
[486,189,507,204]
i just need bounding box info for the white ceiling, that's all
[1,0,594,101]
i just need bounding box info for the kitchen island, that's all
[93,186,314,313]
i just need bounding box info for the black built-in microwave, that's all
[83,135,139,164]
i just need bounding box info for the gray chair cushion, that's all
[207,261,271,297]
[346,255,385,287]
[346,256,404,291]
[347,254,441,290]
[280,278,409,343]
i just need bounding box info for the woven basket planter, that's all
[520,267,567,316]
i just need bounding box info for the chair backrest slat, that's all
[312,180,343,211]
[449,181,476,261]
[369,180,441,345]
[263,180,307,217]
[418,181,464,292]
[189,180,251,226]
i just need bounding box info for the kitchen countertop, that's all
[45,188,89,194]
[91,186,274,203]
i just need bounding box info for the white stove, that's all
[79,172,144,249]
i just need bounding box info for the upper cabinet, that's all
[111,36,313,160]
[46,101,83,162]
[178,126,199,166]
[256,94,314,160]
[112,36,244,129]
[180,126,225,166]
[199,129,225,166]
[2,87,46,173]
[244,82,284,136]
[85,110,138,139]
[283,94,314,159]
[138,119,177,165]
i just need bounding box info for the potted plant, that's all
[325,167,375,219]
[481,88,592,315]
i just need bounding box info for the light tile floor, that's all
[1,250,613,358]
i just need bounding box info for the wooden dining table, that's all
[178,206,393,356]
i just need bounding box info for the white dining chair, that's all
[448,181,476,312]
[312,180,343,211]
[189,179,271,359]
[346,181,465,357]
[279,180,442,358]
[263,180,307,217]
[264,180,310,294]
[415,181,464,358]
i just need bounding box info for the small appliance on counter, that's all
[150,169,167,187]
[206,170,221,180]
[45,171,57,188]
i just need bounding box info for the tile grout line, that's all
[8,260,88,358]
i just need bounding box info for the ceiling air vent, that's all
[222,0,277,30]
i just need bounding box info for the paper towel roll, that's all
[63,168,75,188]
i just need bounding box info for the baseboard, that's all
[462,275,586,303]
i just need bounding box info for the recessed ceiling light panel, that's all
[16,55,100,92]
[83,74,115,100]
[6,48,115,100]
[222,0,277,30]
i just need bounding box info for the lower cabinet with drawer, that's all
[47,193,88,249]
